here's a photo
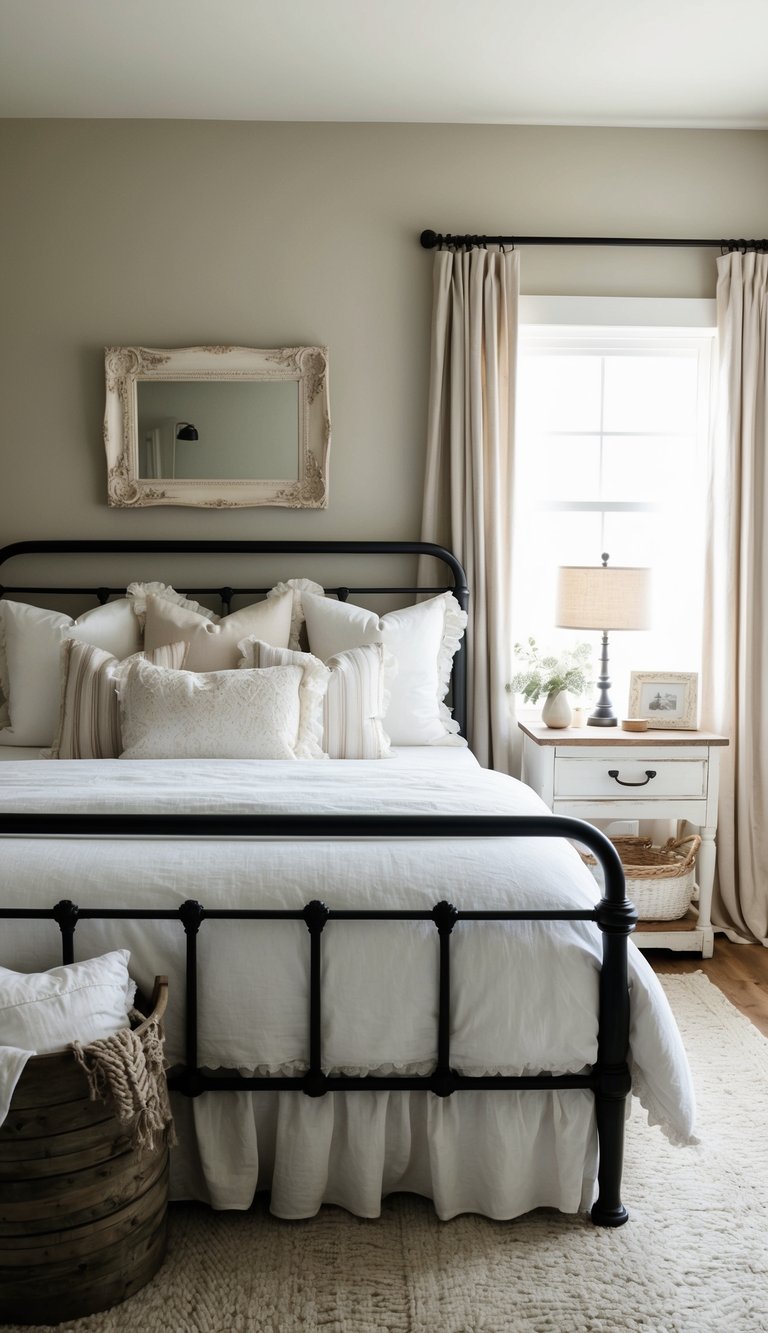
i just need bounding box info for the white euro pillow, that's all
[0,598,142,747]
[301,591,467,746]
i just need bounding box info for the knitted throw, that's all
[72,1011,175,1151]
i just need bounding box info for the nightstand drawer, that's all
[553,757,707,799]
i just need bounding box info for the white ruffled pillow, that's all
[266,578,325,650]
[301,592,467,746]
[118,656,329,760]
[47,639,188,759]
[239,639,394,760]
[0,598,143,747]
[126,581,219,630]
[131,587,293,671]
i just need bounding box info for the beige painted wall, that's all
[1,120,767,563]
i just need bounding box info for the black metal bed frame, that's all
[0,539,637,1227]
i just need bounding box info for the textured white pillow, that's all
[301,592,467,746]
[47,639,188,759]
[0,598,142,747]
[119,656,329,760]
[140,590,293,671]
[0,951,136,1054]
[240,639,393,760]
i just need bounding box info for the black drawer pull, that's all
[607,769,657,787]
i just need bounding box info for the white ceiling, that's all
[1,0,767,129]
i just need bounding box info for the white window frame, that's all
[513,296,716,704]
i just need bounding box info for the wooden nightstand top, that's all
[518,720,729,748]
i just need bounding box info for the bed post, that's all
[590,842,637,1227]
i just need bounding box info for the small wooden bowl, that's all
[621,718,649,732]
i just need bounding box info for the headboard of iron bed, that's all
[0,539,469,738]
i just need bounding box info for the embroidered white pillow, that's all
[240,640,393,760]
[0,598,142,747]
[48,639,188,760]
[118,656,328,760]
[0,951,136,1054]
[140,590,293,671]
[301,591,467,746]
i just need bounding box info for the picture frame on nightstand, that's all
[628,671,698,730]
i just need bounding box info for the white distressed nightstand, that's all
[518,720,729,957]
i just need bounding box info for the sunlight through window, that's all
[513,323,714,716]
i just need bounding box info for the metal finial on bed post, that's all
[178,899,205,1097]
[52,899,79,965]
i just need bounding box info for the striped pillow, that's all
[239,640,393,760]
[48,639,187,759]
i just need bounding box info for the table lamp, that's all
[556,554,651,727]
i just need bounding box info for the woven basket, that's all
[611,834,701,921]
[580,834,701,920]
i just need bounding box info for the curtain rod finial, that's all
[420,229,439,249]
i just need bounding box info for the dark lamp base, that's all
[587,715,618,727]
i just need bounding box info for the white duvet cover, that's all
[0,749,695,1219]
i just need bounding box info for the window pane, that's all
[518,354,602,433]
[520,435,601,502]
[601,434,696,501]
[603,355,699,434]
[602,511,658,568]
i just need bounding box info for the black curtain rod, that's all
[420,229,767,252]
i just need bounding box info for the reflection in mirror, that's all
[104,345,330,508]
[137,381,300,481]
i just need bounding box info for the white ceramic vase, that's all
[541,689,572,729]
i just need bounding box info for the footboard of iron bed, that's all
[0,811,636,1227]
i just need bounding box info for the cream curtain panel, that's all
[420,247,519,771]
[702,250,768,945]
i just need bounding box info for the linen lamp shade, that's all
[556,564,651,632]
[556,556,651,726]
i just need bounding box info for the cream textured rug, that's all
[4,973,768,1333]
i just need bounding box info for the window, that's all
[512,300,715,714]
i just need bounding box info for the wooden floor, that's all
[647,937,768,1037]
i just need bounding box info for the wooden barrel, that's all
[0,977,170,1326]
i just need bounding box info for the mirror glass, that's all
[137,381,299,481]
[104,345,330,508]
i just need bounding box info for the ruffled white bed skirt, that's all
[169,1086,599,1221]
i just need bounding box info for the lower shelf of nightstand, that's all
[632,907,714,956]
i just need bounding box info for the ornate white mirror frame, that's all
[104,345,331,508]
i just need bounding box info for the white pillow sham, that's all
[266,578,325,650]
[118,656,329,760]
[126,581,218,631]
[301,591,467,746]
[0,950,136,1054]
[239,639,393,760]
[47,639,188,760]
[0,598,142,747]
[138,589,294,671]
